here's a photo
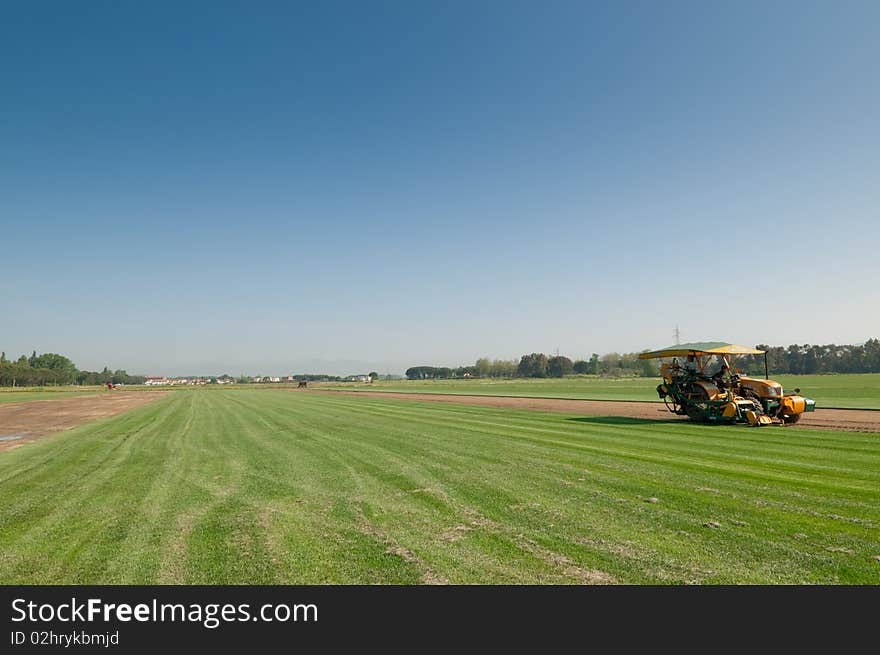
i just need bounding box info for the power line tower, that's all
[673,325,681,345]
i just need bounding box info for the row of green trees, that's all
[76,367,146,386]
[740,340,880,375]
[515,352,658,378]
[404,366,463,380]
[0,351,145,387]
[406,351,658,380]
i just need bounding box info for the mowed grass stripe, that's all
[288,394,880,533]
[276,392,880,580]
[318,394,880,474]
[0,389,877,584]
[213,393,434,583]
[209,392,880,581]
[234,395,613,582]
[311,396,879,544]
[308,394,880,494]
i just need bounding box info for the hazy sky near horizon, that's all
[2,2,878,375]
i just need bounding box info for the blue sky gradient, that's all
[2,2,878,375]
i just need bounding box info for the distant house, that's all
[345,374,370,383]
[269,376,281,383]
[144,376,169,386]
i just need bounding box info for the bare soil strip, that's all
[0,392,168,451]
[309,390,880,433]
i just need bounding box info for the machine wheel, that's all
[781,413,801,425]
[684,384,709,423]
[744,391,764,415]
[663,397,688,415]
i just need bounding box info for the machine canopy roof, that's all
[638,342,765,359]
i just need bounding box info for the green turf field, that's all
[1,389,877,584]
[317,373,880,409]
[771,374,880,410]
[0,388,99,404]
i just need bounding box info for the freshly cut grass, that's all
[771,374,880,409]
[0,389,877,584]
[317,373,880,409]
[317,376,661,402]
[0,388,99,404]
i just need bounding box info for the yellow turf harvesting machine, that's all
[639,342,815,426]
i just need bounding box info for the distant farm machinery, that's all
[639,343,815,426]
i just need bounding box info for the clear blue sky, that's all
[2,1,878,375]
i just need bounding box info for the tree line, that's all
[0,351,145,387]
[741,339,880,375]
[406,339,880,380]
[407,352,658,380]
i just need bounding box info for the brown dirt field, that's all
[310,390,880,433]
[0,391,168,452]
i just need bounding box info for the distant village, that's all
[143,374,375,386]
